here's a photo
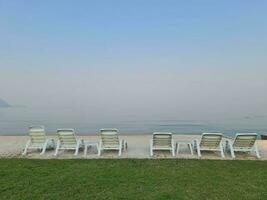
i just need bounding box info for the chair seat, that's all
[153,145,172,149]
[103,145,120,149]
[233,147,253,150]
[60,144,78,148]
[200,146,221,150]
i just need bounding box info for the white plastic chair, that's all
[225,133,260,159]
[98,128,127,156]
[22,126,55,155]
[54,129,84,156]
[150,132,175,157]
[193,133,225,158]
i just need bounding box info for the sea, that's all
[0,106,267,136]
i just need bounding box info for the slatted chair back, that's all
[152,132,172,148]
[100,129,119,148]
[200,133,223,148]
[233,133,257,149]
[29,126,46,145]
[57,129,77,147]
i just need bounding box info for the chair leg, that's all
[176,143,180,155]
[118,140,122,156]
[98,141,102,156]
[124,140,128,150]
[51,139,56,149]
[229,144,235,159]
[254,145,261,159]
[95,144,99,154]
[74,142,80,156]
[220,142,225,158]
[188,144,193,155]
[22,140,31,155]
[40,140,48,155]
[54,140,60,156]
[150,140,153,156]
[195,140,201,157]
[171,140,175,157]
[172,148,175,157]
[225,140,229,152]
[150,149,153,156]
[84,145,88,157]
[197,148,201,157]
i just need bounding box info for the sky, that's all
[0,0,267,122]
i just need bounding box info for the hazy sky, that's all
[1,1,267,121]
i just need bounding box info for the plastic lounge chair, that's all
[54,129,84,156]
[225,133,260,159]
[150,132,175,157]
[193,133,224,158]
[98,128,127,156]
[22,126,55,155]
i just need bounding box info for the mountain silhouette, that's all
[0,99,11,107]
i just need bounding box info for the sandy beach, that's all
[1,134,267,160]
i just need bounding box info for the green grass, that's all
[0,159,267,200]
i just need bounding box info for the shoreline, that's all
[0,132,205,136]
[1,134,266,159]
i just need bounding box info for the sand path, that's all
[1,134,267,160]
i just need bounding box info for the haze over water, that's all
[1,1,267,135]
[1,101,267,135]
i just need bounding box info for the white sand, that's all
[1,134,267,160]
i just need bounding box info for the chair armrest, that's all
[121,139,127,149]
[171,139,175,148]
[150,139,153,147]
[225,138,233,145]
[26,139,31,145]
[192,139,199,150]
[224,135,234,140]
[99,140,102,149]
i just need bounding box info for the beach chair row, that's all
[22,126,261,159]
[150,132,260,158]
[22,127,127,156]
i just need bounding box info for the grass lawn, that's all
[0,159,267,200]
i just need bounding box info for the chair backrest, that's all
[57,129,77,146]
[233,133,257,148]
[200,133,223,148]
[29,126,46,144]
[100,128,119,147]
[152,132,172,147]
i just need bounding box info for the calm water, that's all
[0,107,267,136]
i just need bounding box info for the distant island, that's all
[0,98,11,107]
